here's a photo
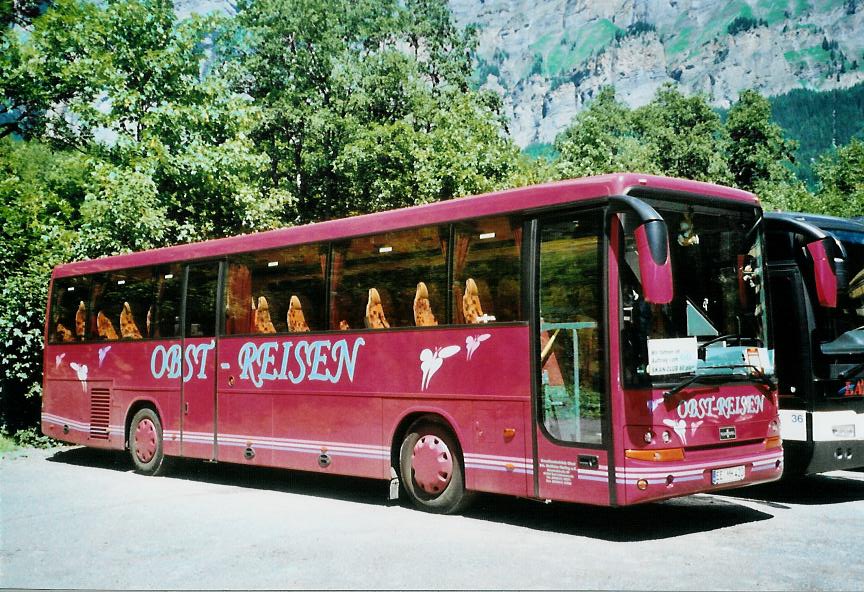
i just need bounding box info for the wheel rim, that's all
[411,434,454,495]
[134,418,158,464]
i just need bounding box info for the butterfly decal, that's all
[465,334,491,361]
[646,398,663,414]
[55,353,66,369]
[420,345,461,391]
[98,345,112,368]
[662,418,688,446]
[690,420,704,437]
[69,362,89,393]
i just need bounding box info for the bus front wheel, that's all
[128,408,166,476]
[399,419,472,514]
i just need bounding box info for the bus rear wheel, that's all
[399,419,472,514]
[129,408,166,476]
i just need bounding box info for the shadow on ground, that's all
[47,446,772,542]
[461,493,772,541]
[718,471,864,507]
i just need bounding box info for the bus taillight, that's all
[765,436,782,449]
[625,447,685,461]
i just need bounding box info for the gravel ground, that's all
[2,446,863,590]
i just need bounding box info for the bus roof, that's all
[769,212,864,235]
[53,173,757,278]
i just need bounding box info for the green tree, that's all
[235,0,520,223]
[0,0,104,141]
[0,0,284,436]
[726,89,798,192]
[0,139,84,432]
[634,84,732,183]
[553,86,657,178]
[812,138,864,216]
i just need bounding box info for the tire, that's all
[399,419,472,514]
[128,407,166,476]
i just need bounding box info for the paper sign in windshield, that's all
[647,337,698,376]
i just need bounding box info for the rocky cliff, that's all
[450,0,864,146]
[173,0,864,147]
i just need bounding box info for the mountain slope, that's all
[450,0,864,146]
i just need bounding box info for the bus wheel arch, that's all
[125,401,167,476]
[394,412,473,514]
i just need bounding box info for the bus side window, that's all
[153,265,182,339]
[330,226,448,330]
[49,276,92,343]
[90,273,118,341]
[92,268,159,340]
[453,217,521,324]
[185,264,220,337]
[225,244,326,335]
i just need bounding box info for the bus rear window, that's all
[49,276,92,343]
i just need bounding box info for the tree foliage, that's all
[726,89,798,192]
[0,0,524,432]
[554,84,731,183]
[233,0,517,223]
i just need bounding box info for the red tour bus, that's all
[42,174,782,513]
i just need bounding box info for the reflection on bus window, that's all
[539,215,605,444]
[185,264,219,337]
[453,217,521,324]
[620,204,768,386]
[153,265,182,339]
[330,226,448,330]
[225,245,326,335]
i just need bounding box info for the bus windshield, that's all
[621,199,770,387]
[834,229,864,339]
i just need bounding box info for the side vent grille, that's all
[89,388,111,440]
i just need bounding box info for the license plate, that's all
[712,465,745,485]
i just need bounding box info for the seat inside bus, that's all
[463,278,495,323]
[288,295,310,332]
[120,302,142,339]
[253,296,276,333]
[365,288,390,329]
[97,311,119,340]
[413,282,437,326]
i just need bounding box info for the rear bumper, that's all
[787,440,864,475]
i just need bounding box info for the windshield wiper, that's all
[663,374,724,399]
[663,364,776,399]
[839,362,864,380]
[698,334,737,353]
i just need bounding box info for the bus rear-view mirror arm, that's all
[608,195,673,305]
[765,214,842,308]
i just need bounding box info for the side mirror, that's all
[806,238,838,308]
[610,196,673,305]
[634,219,673,304]
[765,214,841,309]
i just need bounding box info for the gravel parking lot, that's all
[2,446,863,590]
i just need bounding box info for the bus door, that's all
[533,211,612,504]
[180,261,222,460]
